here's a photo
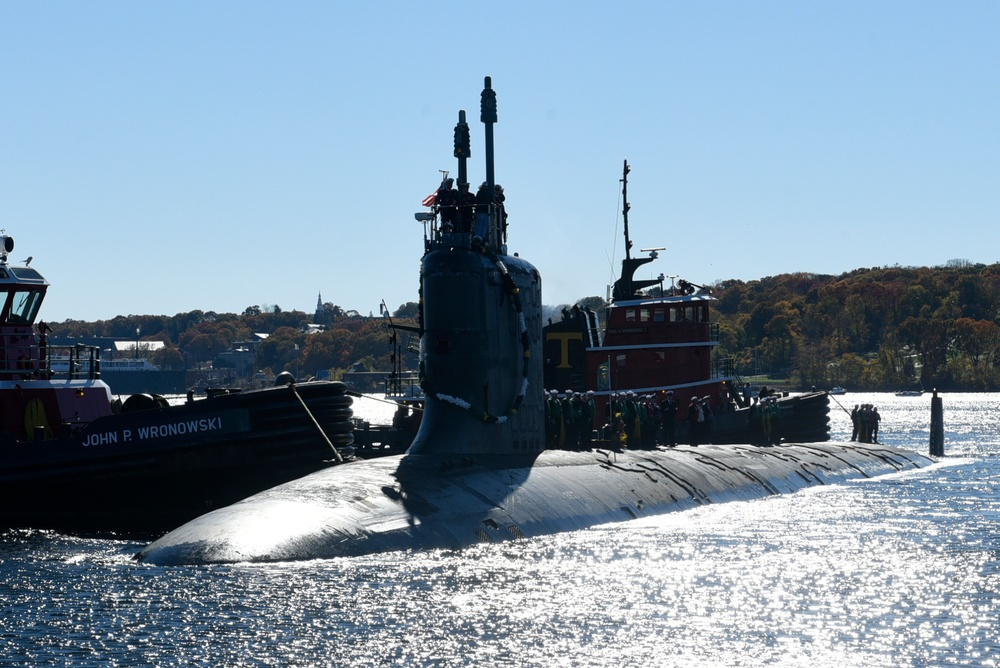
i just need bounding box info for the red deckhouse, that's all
[588,281,721,402]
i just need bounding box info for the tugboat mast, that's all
[621,159,633,260]
[611,160,660,301]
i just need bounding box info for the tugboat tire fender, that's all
[120,393,159,413]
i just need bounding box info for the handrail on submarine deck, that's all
[416,203,507,255]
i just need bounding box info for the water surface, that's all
[2,392,997,666]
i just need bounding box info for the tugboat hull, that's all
[1,381,355,535]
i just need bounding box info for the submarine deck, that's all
[138,441,933,565]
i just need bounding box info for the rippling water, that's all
[2,393,998,666]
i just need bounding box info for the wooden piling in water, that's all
[929,389,944,457]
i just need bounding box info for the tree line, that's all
[48,260,1000,391]
[50,302,420,381]
[708,260,1000,391]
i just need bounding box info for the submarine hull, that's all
[137,441,932,565]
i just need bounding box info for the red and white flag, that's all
[421,191,437,207]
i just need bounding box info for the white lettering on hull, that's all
[136,417,222,440]
[82,431,119,447]
[82,415,233,447]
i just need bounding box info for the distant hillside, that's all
[47,261,1000,391]
[707,261,1000,391]
[47,302,421,383]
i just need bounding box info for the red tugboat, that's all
[543,162,830,446]
[0,233,356,535]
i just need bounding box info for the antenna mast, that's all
[621,159,632,260]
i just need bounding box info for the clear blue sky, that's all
[3,2,998,322]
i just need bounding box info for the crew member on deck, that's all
[561,389,578,450]
[638,396,653,447]
[761,397,774,444]
[495,184,507,243]
[456,182,475,233]
[701,396,714,444]
[858,404,870,443]
[623,391,638,444]
[436,178,456,229]
[687,397,702,446]
[659,390,678,446]
[474,182,492,239]
[546,390,563,448]
[748,397,763,445]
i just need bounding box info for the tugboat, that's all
[138,78,931,566]
[0,233,356,535]
[543,161,830,446]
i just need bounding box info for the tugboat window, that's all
[625,309,636,322]
[654,309,665,322]
[9,290,42,324]
[640,308,650,322]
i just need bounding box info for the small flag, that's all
[421,191,437,207]
[379,302,386,315]
[598,362,610,391]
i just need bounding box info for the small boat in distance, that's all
[895,380,925,397]
[830,386,847,395]
[0,233,358,535]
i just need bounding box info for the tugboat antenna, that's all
[610,161,662,301]
[621,159,632,260]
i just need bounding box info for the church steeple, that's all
[315,292,323,321]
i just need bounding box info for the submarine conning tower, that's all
[408,77,545,457]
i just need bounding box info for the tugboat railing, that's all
[0,343,103,381]
[715,356,739,382]
[384,373,422,400]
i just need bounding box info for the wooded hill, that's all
[50,302,421,382]
[708,260,1000,391]
[47,260,1000,391]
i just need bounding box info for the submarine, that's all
[137,78,933,566]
